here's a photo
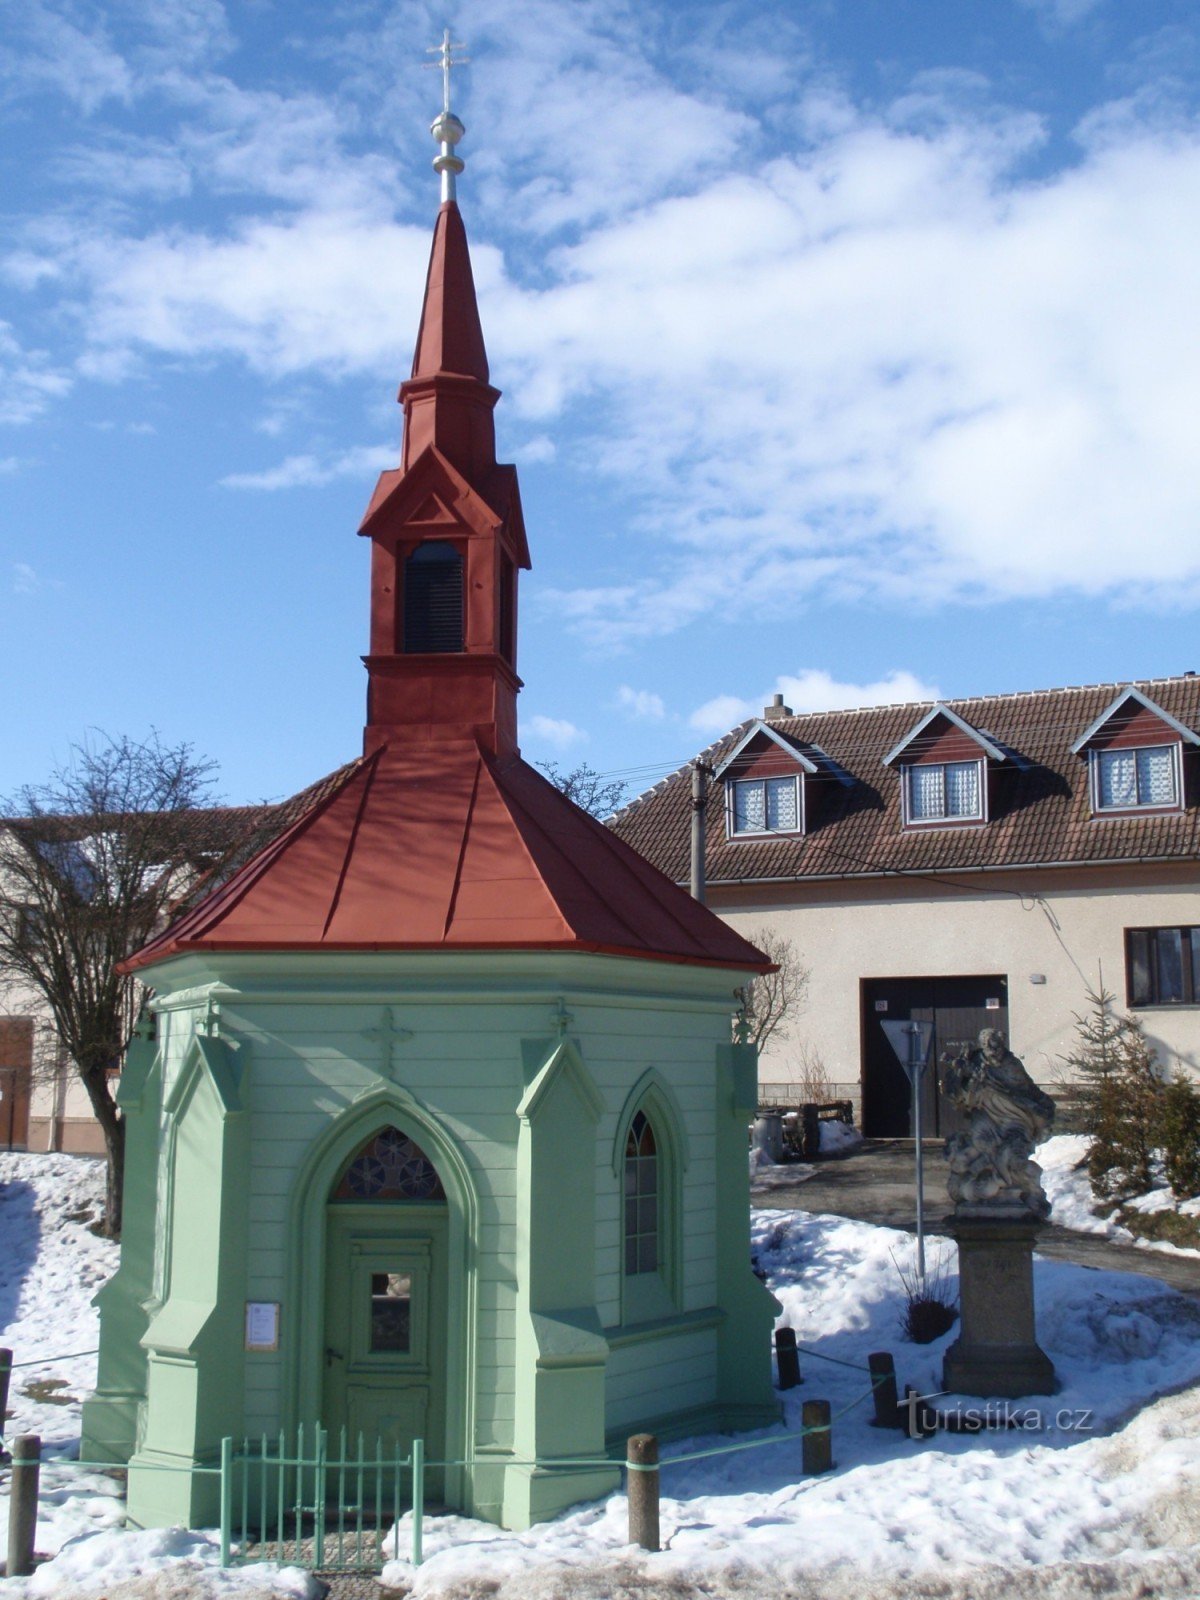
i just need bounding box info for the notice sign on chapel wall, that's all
[245,1301,280,1352]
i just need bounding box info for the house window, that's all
[403,541,464,653]
[624,1110,658,1276]
[905,761,982,823]
[1127,927,1200,1006]
[1095,746,1178,811]
[730,775,799,836]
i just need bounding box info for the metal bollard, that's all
[868,1351,902,1429]
[774,1327,802,1390]
[801,1400,832,1475]
[626,1433,660,1553]
[0,1349,11,1464]
[7,1433,41,1578]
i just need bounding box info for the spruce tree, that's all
[1059,985,1163,1197]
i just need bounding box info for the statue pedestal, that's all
[943,1208,1055,1398]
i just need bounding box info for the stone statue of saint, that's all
[942,1028,1056,1218]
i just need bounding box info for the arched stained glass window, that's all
[332,1126,446,1201]
[624,1110,658,1275]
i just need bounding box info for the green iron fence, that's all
[218,1425,425,1574]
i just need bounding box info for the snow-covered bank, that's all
[0,1154,316,1594]
[378,1206,1200,1597]
[7,1152,1200,1599]
[1037,1134,1200,1259]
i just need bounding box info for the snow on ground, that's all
[748,1149,815,1191]
[0,1152,128,1577]
[818,1119,863,1156]
[379,1209,1200,1598]
[1037,1135,1200,1258]
[8,1152,1200,1598]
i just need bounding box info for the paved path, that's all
[753,1138,1200,1295]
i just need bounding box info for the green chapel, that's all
[81,89,778,1533]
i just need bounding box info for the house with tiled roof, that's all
[2,772,353,1155]
[610,674,1200,1137]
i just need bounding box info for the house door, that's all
[861,976,1009,1138]
[0,1018,33,1152]
[322,1128,448,1474]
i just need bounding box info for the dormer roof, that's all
[1069,685,1200,755]
[714,720,820,780]
[883,704,1007,767]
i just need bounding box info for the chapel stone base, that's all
[942,1210,1055,1399]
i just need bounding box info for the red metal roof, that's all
[126,738,766,972]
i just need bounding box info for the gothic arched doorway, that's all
[323,1126,449,1471]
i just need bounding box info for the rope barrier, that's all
[7,1350,99,1369]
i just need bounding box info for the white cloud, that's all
[65,211,442,377]
[514,434,556,465]
[1016,0,1103,31]
[2,3,134,113]
[220,444,396,491]
[689,694,758,736]
[526,714,586,749]
[5,4,1200,643]
[689,669,939,734]
[0,457,21,475]
[13,563,42,595]
[616,686,666,720]
[0,322,72,425]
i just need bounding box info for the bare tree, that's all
[0,732,218,1235]
[537,760,627,819]
[734,926,810,1052]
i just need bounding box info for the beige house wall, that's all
[711,861,1200,1108]
[1,970,106,1155]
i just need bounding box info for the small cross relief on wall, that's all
[362,1006,414,1080]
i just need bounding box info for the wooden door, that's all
[0,1018,33,1151]
[862,977,1009,1137]
[323,1208,448,1475]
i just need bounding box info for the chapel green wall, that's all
[99,950,777,1533]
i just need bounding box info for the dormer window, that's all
[1071,687,1197,818]
[715,720,817,842]
[884,704,1004,832]
[731,775,799,836]
[1094,745,1178,811]
[905,760,983,824]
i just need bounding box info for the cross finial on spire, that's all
[425,28,469,202]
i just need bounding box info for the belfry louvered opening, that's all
[403,540,464,653]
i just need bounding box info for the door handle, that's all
[325,1346,344,1367]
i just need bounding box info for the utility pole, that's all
[689,762,711,902]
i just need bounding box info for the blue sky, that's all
[3,0,1200,807]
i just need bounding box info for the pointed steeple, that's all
[398,199,498,477]
[358,70,529,761]
[409,202,489,385]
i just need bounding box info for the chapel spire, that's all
[357,53,530,760]
[398,50,495,474]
